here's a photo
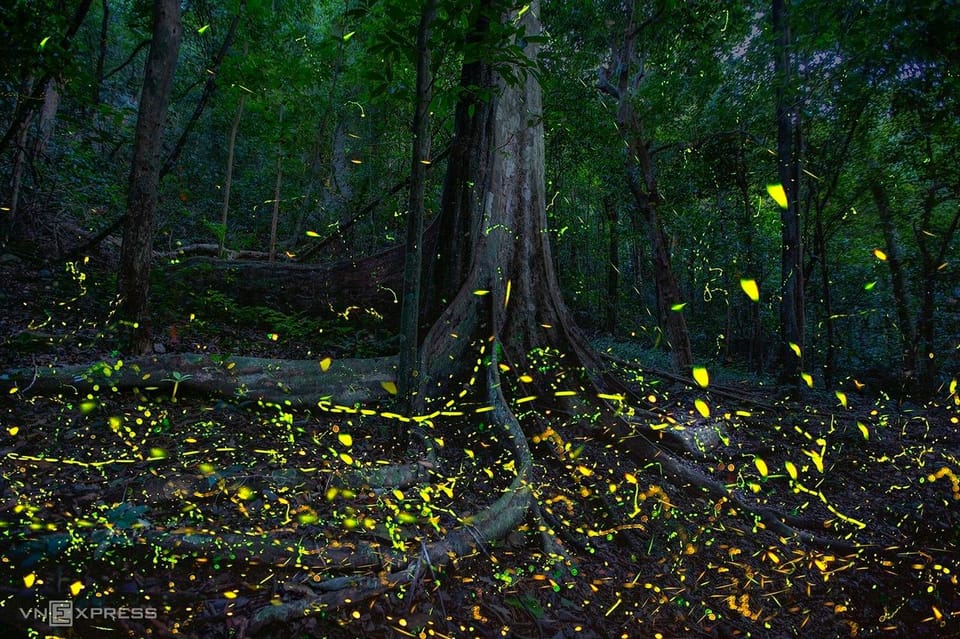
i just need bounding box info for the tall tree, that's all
[772,0,804,381]
[0,0,94,157]
[116,0,182,354]
[420,0,604,402]
[596,1,693,372]
[397,0,437,413]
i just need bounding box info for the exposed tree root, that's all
[245,352,536,634]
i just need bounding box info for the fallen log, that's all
[1,353,397,407]
[157,243,274,260]
[157,248,404,327]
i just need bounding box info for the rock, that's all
[669,421,728,458]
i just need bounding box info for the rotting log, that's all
[1,353,397,407]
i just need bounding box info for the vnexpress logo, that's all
[48,600,73,627]
[19,599,158,627]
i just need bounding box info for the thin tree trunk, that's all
[597,2,693,371]
[293,34,345,243]
[94,0,109,107]
[268,105,284,262]
[220,93,245,254]
[0,0,94,156]
[773,0,805,381]
[6,75,35,234]
[398,0,437,412]
[867,177,916,379]
[814,211,836,387]
[915,191,960,392]
[32,80,61,159]
[160,2,244,179]
[604,194,619,335]
[117,0,182,354]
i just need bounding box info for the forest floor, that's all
[1,255,959,639]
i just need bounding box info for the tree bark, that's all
[117,0,182,354]
[32,80,61,160]
[94,0,109,107]
[219,93,245,253]
[3,353,396,407]
[398,0,437,411]
[868,176,917,380]
[158,250,403,327]
[6,75,34,236]
[0,0,94,157]
[773,0,805,381]
[268,104,284,262]
[814,212,836,387]
[597,2,693,372]
[423,3,495,321]
[604,194,619,335]
[915,190,960,392]
[160,1,244,179]
[420,0,598,399]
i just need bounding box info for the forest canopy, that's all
[0,1,959,637]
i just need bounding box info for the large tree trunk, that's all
[420,3,596,398]
[423,4,495,321]
[117,0,182,354]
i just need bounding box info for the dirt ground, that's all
[1,256,959,638]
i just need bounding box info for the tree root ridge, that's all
[245,346,537,634]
